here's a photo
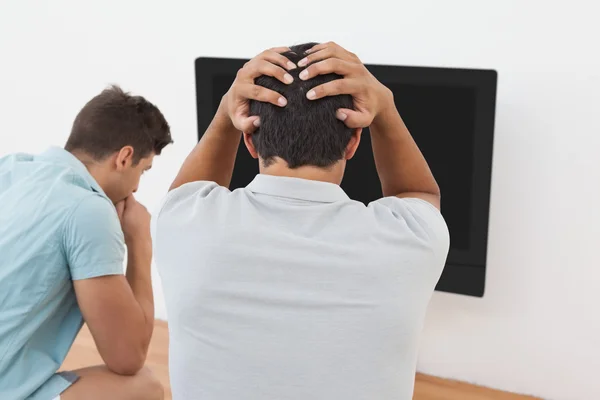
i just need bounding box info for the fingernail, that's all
[278,97,287,106]
[337,111,347,121]
[284,73,293,84]
[299,70,309,80]
[287,61,297,70]
[298,58,308,67]
[253,118,260,127]
[306,90,316,100]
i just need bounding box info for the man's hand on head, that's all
[169,47,296,191]
[297,42,394,129]
[297,43,441,207]
[223,47,297,134]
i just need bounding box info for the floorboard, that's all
[61,322,539,400]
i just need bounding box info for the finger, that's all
[268,46,291,54]
[237,83,287,107]
[298,46,357,67]
[244,59,294,84]
[305,41,335,55]
[336,108,373,129]
[297,47,336,67]
[306,78,361,100]
[125,194,136,208]
[115,200,125,220]
[237,116,261,134]
[299,58,356,81]
[261,49,297,71]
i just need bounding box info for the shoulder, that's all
[368,196,450,258]
[64,193,122,239]
[62,193,123,249]
[0,152,34,164]
[62,194,125,280]
[0,153,35,189]
[155,180,230,218]
[70,192,117,216]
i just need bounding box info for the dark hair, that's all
[249,42,353,168]
[65,85,172,163]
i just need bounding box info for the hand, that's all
[223,47,297,134]
[116,195,151,246]
[297,42,394,128]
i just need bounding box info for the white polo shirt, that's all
[153,174,449,400]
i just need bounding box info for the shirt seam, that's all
[0,195,88,364]
[375,197,443,258]
[60,195,96,261]
[70,260,124,280]
[62,195,123,278]
[401,199,447,259]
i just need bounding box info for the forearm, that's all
[370,96,440,199]
[170,99,240,190]
[125,240,154,354]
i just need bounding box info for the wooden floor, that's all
[62,321,539,400]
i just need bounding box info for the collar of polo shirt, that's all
[246,174,349,203]
[39,147,107,198]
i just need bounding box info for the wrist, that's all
[217,94,229,117]
[126,237,152,262]
[216,95,237,133]
[372,90,399,128]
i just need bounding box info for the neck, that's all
[259,158,345,185]
[69,150,111,192]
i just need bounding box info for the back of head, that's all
[249,43,353,169]
[65,85,172,163]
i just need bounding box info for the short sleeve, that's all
[63,195,125,280]
[370,196,450,260]
[154,181,224,220]
[152,180,226,241]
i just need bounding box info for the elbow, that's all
[104,347,147,376]
[107,355,146,376]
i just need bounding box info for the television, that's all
[195,57,497,297]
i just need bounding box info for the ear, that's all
[114,146,135,171]
[344,128,362,160]
[243,132,259,159]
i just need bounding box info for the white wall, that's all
[1,1,599,399]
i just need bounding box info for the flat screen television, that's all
[195,57,497,297]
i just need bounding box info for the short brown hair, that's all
[65,85,172,163]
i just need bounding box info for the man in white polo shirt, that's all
[153,42,449,400]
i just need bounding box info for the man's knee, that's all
[132,367,164,400]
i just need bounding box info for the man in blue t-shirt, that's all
[0,85,172,400]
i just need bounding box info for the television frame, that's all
[195,57,497,297]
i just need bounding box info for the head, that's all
[65,85,172,203]
[247,42,361,184]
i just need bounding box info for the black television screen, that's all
[196,57,497,297]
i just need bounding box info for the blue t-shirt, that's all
[0,147,125,399]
